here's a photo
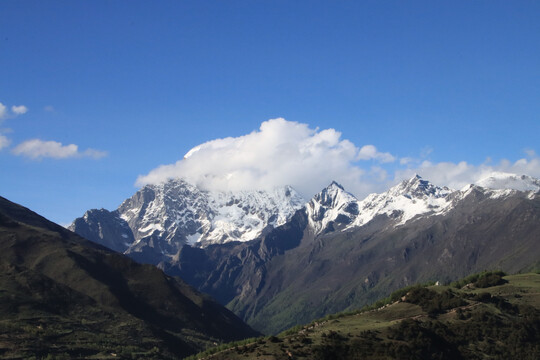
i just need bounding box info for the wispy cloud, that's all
[399,157,413,165]
[11,105,28,115]
[1,100,106,160]
[81,148,109,159]
[0,102,18,151]
[0,133,11,150]
[525,149,536,157]
[357,145,395,163]
[0,103,7,120]
[12,139,107,160]
[395,156,540,190]
[0,102,28,119]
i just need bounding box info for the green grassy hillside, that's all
[188,272,540,360]
[0,196,258,359]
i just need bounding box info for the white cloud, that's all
[525,149,536,157]
[0,133,10,150]
[0,101,106,160]
[82,148,108,159]
[394,156,540,190]
[44,105,55,112]
[0,102,29,120]
[420,146,433,158]
[136,117,540,201]
[368,166,388,182]
[11,105,28,115]
[357,145,395,163]
[399,157,413,165]
[137,118,392,198]
[0,102,11,149]
[12,139,107,160]
[0,103,7,120]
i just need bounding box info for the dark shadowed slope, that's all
[0,196,258,359]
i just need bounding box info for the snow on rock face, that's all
[68,208,134,253]
[306,181,359,234]
[118,179,210,248]
[116,178,305,251]
[204,186,305,245]
[351,175,454,228]
[475,172,540,192]
[72,172,540,260]
[306,175,455,235]
[346,173,540,230]
[446,173,540,203]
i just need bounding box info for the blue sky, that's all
[1,1,539,225]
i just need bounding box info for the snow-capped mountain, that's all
[352,175,454,228]
[70,178,305,258]
[305,173,540,236]
[475,172,540,192]
[445,172,540,207]
[70,171,540,334]
[70,208,134,253]
[306,181,359,234]
[306,175,454,235]
[71,172,540,266]
[165,172,540,334]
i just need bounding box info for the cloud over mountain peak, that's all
[137,118,540,200]
[137,118,390,198]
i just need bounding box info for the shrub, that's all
[474,272,507,288]
[404,288,466,316]
[451,271,506,289]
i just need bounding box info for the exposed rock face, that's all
[69,178,306,263]
[69,208,134,253]
[306,181,359,234]
[305,176,454,236]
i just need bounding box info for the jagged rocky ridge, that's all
[71,173,540,334]
[70,178,305,262]
[305,175,454,236]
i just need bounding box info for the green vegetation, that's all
[403,287,466,316]
[183,337,263,360]
[0,265,197,359]
[188,272,540,359]
[450,270,507,289]
[0,196,258,359]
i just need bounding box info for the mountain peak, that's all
[306,182,359,234]
[328,181,345,190]
[313,181,356,206]
[72,179,306,257]
[349,176,454,229]
[393,175,452,199]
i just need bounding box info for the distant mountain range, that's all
[69,179,304,262]
[0,196,258,359]
[70,172,540,333]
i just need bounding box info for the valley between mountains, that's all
[70,172,540,334]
